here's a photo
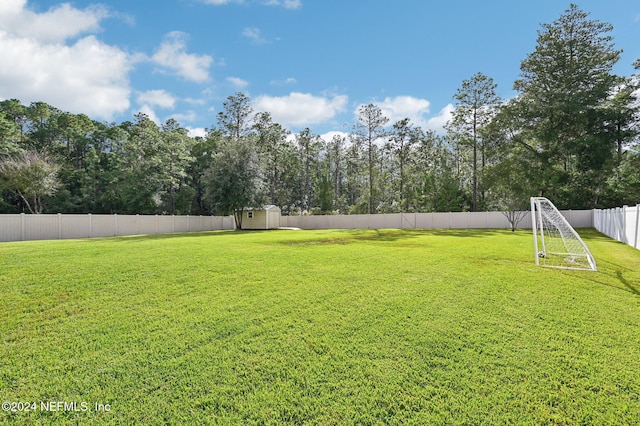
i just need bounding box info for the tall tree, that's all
[253,112,290,208]
[388,118,422,212]
[217,92,254,142]
[111,113,164,214]
[0,151,61,214]
[353,104,388,214]
[512,3,621,208]
[204,138,264,229]
[601,78,640,164]
[26,102,61,153]
[187,128,222,215]
[324,134,347,212]
[600,60,640,206]
[0,113,22,157]
[56,112,96,168]
[344,141,363,212]
[0,99,28,145]
[160,119,195,214]
[446,72,500,211]
[414,133,466,212]
[294,128,322,212]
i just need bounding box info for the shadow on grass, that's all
[278,228,422,246]
[575,229,640,295]
[577,257,640,296]
[616,270,640,295]
[279,228,515,246]
[350,228,424,242]
[429,228,513,238]
[100,229,239,243]
[345,228,515,240]
[579,229,619,241]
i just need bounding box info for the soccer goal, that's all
[530,197,597,271]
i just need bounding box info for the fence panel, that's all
[137,216,157,235]
[414,213,434,228]
[117,215,139,236]
[189,216,203,232]
[25,215,58,241]
[488,212,511,228]
[91,215,116,237]
[0,215,23,242]
[594,205,640,250]
[467,212,488,228]
[60,214,91,239]
[0,214,235,242]
[565,210,593,228]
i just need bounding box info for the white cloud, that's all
[185,97,207,106]
[0,1,130,120]
[151,32,212,83]
[320,131,349,144]
[169,110,198,124]
[137,104,161,125]
[253,92,348,128]
[242,27,269,45]
[264,0,302,9]
[270,77,297,86]
[226,76,249,88]
[367,96,431,127]
[0,32,131,120]
[202,0,299,7]
[187,127,208,138]
[356,96,453,134]
[426,104,455,133]
[201,0,244,4]
[283,0,302,9]
[137,90,176,109]
[133,106,198,128]
[0,0,109,43]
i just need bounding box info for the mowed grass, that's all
[1,228,639,425]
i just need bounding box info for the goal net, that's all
[530,197,597,271]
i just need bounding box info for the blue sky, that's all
[1,0,639,139]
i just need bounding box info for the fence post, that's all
[623,206,628,244]
[635,204,640,250]
[58,213,62,240]
[88,214,92,238]
[618,207,624,242]
[114,214,118,236]
[21,213,25,241]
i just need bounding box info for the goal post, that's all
[530,197,597,271]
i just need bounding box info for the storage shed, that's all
[241,205,281,230]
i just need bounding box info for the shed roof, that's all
[245,205,280,211]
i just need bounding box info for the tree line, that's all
[1,4,639,218]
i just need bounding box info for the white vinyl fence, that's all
[0,214,235,242]
[594,205,640,250]
[0,209,596,243]
[281,210,593,230]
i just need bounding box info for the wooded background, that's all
[1,5,638,217]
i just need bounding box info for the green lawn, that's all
[1,228,639,425]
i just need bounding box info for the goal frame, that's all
[530,197,597,271]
